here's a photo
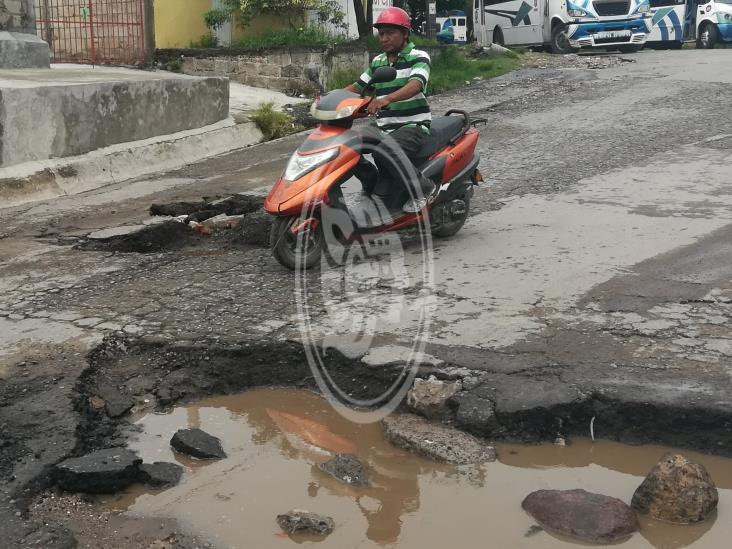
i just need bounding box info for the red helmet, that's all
[374,7,411,31]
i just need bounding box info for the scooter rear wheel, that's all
[270,216,324,270]
[432,194,471,238]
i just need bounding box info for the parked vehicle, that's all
[646,0,686,48]
[264,67,484,270]
[472,0,653,53]
[436,10,469,43]
[693,0,732,47]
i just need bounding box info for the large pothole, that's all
[39,387,732,548]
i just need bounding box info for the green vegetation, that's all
[327,46,525,95]
[189,33,219,48]
[427,47,523,96]
[231,26,346,49]
[327,67,362,91]
[251,102,303,140]
[365,33,440,52]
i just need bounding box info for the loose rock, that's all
[631,453,718,524]
[522,489,639,544]
[383,413,496,464]
[54,448,142,493]
[239,210,273,246]
[451,393,501,435]
[407,375,461,419]
[276,509,335,535]
[170,428,226,459]
[138,462,184,487]
[318,454,369,486]
[97,384,134,418]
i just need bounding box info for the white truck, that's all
[473,0,653,53]
[691,0,732,47]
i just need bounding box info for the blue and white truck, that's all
[646,0,732,48]
[473,0,653,53]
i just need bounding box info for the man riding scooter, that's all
[344,7,435,213]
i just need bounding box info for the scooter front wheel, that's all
[270,216,324,270]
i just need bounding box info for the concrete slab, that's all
[0,64,229,167]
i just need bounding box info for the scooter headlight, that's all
[283,147,339,181]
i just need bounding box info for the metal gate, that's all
[35,0,146,65]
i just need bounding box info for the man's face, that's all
[378,27,406,54]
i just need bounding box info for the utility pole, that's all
[426,1,436,38]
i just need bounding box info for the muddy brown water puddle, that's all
[103,388,732,548]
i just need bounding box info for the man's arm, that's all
[366,80,423,114]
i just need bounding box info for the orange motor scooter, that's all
[264,66,485,270]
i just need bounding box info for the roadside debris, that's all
[95,383,134,418]
[406,375,461,419]
[170,428,227,459]
[383,413,496,465]
[318,454,369,487]
[522,489,639,544]
[54,448,142,493]
[631,453,719,523]
[239,210,274,246]
[79,220,192,253]
[525,53,631,70]
[276,509,335,536]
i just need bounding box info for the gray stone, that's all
[54,448,141,493]
[318,454,368,487]
[522,489,639,544]
[96,384,134,418]
[239,210,273,246]
[452,393,501,434]
[407,375,461,419]
[276,509,334,536]
[138,461,183,487]
[383,413,496,464]
[170,428,226,459]
[631,453,718,524]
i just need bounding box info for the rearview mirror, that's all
[369,66,397,85]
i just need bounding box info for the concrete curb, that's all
[0,118,264,209]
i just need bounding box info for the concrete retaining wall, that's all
[157,44,369,94]
[0,70,229,167]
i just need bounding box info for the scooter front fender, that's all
[264,150,360,216]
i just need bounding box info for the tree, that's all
[352,0,374,38]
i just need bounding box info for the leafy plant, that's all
[189,33,219,48]
[427,47,522,95]
[204,0,346,33]
[251,102,303,140]
[327,67,362,91]
[231,26,345,49]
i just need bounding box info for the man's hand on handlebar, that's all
[367,97,391,115]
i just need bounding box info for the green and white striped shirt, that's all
[354,42,431,132]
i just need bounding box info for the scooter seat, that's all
[419,116,465,159]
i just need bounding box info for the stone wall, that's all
[156,44,369,95]
[0,0,33,33]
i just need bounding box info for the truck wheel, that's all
[697,23,718,49]
[617,44,642,53]
[550,24,577,54]
[493,26,505,46]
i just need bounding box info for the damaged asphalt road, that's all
[2,49,732,546]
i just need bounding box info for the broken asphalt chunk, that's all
[54,448,142,493]
[170,428,226,459]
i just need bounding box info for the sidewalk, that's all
[0,65,308,209]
